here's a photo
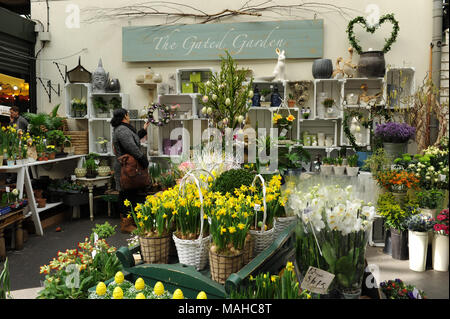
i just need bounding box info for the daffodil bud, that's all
[207,107,213,115]
[202,95,209,103]
[225,98,231,106]
[212,94,217,101]
[248,90,254,98]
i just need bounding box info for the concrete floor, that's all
[366,246,449,299]
[1,209,449,299]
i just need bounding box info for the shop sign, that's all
[123,20,323,61]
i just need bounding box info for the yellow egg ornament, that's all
[96,282,107,296]
[113,287,123,299]
[172,289,184,299]
[136,293,146,299]
[154,281,165,296]
[135,278,145,291]
[197,291,207,299]
[114,271,124,284]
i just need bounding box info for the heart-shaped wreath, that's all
[147,103,173,127]
[347,13,400,55]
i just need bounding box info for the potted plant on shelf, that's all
[432,208,449,272]
[287,94,296,108]
[405,214,434,272]
[333,156,346,176]
[96,137,109,154]
[374,122,416,161]
[108,97,122,117]
[272,113,295,142]
[46,129,67,155]
[302,107,311,119]
[259,88,272,107]
[126,195,172,264]
[320,157,334,176]
[93,97,109,118]
[83,153,100,178]
[46,145,57,160]
[281,143,311,177]
[322,98,335,118]
[377,192,417,260]
[346,154,360,176]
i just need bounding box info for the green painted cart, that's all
[89,223,297,299]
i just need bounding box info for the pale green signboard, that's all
[122,20,323,61]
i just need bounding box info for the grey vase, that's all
[383,142,407,161]
[312,59,333,79]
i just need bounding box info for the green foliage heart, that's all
[347,13,400,55]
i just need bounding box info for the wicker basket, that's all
[273,215,298,240]
[172,173,211,270]
[249,174,275,256]
[209,250,244,284]
[242,234,255,266]
[64,131,88,155]
[139,233,171,264]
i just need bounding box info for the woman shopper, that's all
[111,108,150,233]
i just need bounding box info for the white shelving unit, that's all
[64,82,90,118]
[176,68,214,95]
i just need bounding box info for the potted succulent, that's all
[320,157,334,176]
[374,122,416,161]
[287,94,296,108]
[416,189,444,219]
[432,209,449,272]
[333,156,346,176]
[405,214,434,272]
[346,154,360,177]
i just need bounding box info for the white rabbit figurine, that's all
[272,48,286,81]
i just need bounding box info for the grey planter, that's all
[312,59,333,79]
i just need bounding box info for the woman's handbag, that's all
[117,154,150,190]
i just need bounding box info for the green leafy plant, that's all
[229,262,315,299]
[93,97,109,113]
[377,192,418,231]
[336,157,344,166]
[0,258,11,299]
[347,154,358,167]
[108,97,122,110]
[363,148,391,175]
[393,153,413,169]
[198,50,253,129]
[23,104,64,137]
[416,189,444,209]
[322,157,335,165]
[91,221,117,241]
[46,130,67,148]
[211,168,256,195]
[280,143,311,172]
[322,98,335,108]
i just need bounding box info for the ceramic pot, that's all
[312,59,333,79]
[383,142,407,161]
[333,165,346,176]
[391,228,409,260]
[321,165,333,176]
[392,192,407,208]
[357,51,386,78]
[287,100,296,108]
[408,230,429,272]
[48,153,55,160]
[74,167,87,178]
[432,234,449,272]
[85,169,98,179]
[98,166,111,177]
[341,289,362,299]
[36,198,47,208]
[7,160,15,166]
[153,73,163,83]
[346,166,360,177]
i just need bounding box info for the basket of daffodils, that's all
[172,173,211,271]
[125,190,175,264]
[273,180,298,239]
[89,271,207,299]
[207,186,254,284]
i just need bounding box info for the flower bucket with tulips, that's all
[126,192,174,264]
[172,173,212,271]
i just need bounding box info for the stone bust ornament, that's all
[92,58,109,93]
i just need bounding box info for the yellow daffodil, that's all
[286,261,294,272]
[237,223,245,230]
[124,199,131,207]
[228,226,236,234]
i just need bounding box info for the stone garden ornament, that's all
[91,59,109,93]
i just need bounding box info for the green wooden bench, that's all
[89,223,297,299]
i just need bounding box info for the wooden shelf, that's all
[136,82,158,89]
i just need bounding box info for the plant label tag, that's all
[303,207,313,216]
[71,175,76,181]
[301,266,335,295]
[280,129,287,137]
[254,204,261,212]
[5,187,10,193]
[440,174,446,182]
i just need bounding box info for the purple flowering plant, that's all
[374,122,416,143]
